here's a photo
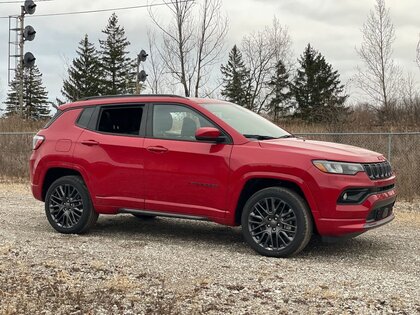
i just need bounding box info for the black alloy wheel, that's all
[45,176,98,234]
[241,187,313,257]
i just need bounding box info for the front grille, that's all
[363,161,392,180]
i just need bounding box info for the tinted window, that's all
[152,104,215,141]
[76,107,95,128]
[97,106,143,136]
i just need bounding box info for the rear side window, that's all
[76,107,95,129]
[97,106,143,136]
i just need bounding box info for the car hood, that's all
[259,138,384,163]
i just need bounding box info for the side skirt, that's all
[119,208,209,221]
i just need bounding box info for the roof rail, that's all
[79,94,187,101]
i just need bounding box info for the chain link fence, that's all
[0,132,35,179]
[1,132,419,199]
[296,132,420,200]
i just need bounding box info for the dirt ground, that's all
[0,183,419,314]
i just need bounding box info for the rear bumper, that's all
[31,183,43,201]
[30,152,43,201]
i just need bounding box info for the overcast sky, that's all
[0,0,419,110]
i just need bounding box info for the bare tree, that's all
[399,72,420,124]
[194,0,228,97]
[241,17,292,113]
[149,0,228,97]
[355,0,402,118]
[145,29,167,94]
[417,35,420,70]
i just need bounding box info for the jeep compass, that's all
[30,95,397,257]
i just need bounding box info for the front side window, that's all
[97,106,143,136]
[152,104,215,141]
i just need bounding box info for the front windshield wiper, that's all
[243,134,280,140]
[244,134,296,140]
[243,134,296,140]
[277,134,295,139]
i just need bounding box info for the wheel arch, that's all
[230,173,319,231]
[41,166,87,201]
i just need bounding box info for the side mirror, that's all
[195,127,225,143]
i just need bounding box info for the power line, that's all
[0,0,52,4]
[0,1,195,18]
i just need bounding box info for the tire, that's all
[132,213,156,220]
[45,175,98,234]
[241,187,313,258]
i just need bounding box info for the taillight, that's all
[33,135,45,150]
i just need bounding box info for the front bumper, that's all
[316,194,396,236]
[307,168,397,236]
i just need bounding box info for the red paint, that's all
[30,96,397,237]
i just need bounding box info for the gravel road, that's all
[0,183,419,314]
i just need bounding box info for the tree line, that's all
[3,0,420,126]
[220,43,348,123]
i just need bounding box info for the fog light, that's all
[338,188,371,204]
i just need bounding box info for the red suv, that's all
[30,95,396,257]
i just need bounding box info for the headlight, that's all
[313,160,364,175]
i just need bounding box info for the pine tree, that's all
[266,60,292,122]
[99,13,134,95]
[62,34,101,101]
[291,44,348,123]
[4,65,50,120]
[4,71,21,116]
[220,45,251,107]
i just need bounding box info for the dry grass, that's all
[0,115,46,133]
[0,116,45,181]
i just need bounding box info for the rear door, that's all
[143,103,233,219]
[73,104,146,210]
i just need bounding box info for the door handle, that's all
[147,146,168,153]
[81,140,99,146]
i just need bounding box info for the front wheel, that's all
[45,176,98,234]
[241,187,313,257]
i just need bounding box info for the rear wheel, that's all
[45,176,98,234]
[241,187,312,257]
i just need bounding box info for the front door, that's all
[143,103,232,219]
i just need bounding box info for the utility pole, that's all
[18,6,24,116]
[7,0,37,117]
[136,50,148,94]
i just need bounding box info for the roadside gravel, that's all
[0,183,419,314]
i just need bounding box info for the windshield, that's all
[200,102,291,140]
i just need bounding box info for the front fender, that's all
[225,171,319,226]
